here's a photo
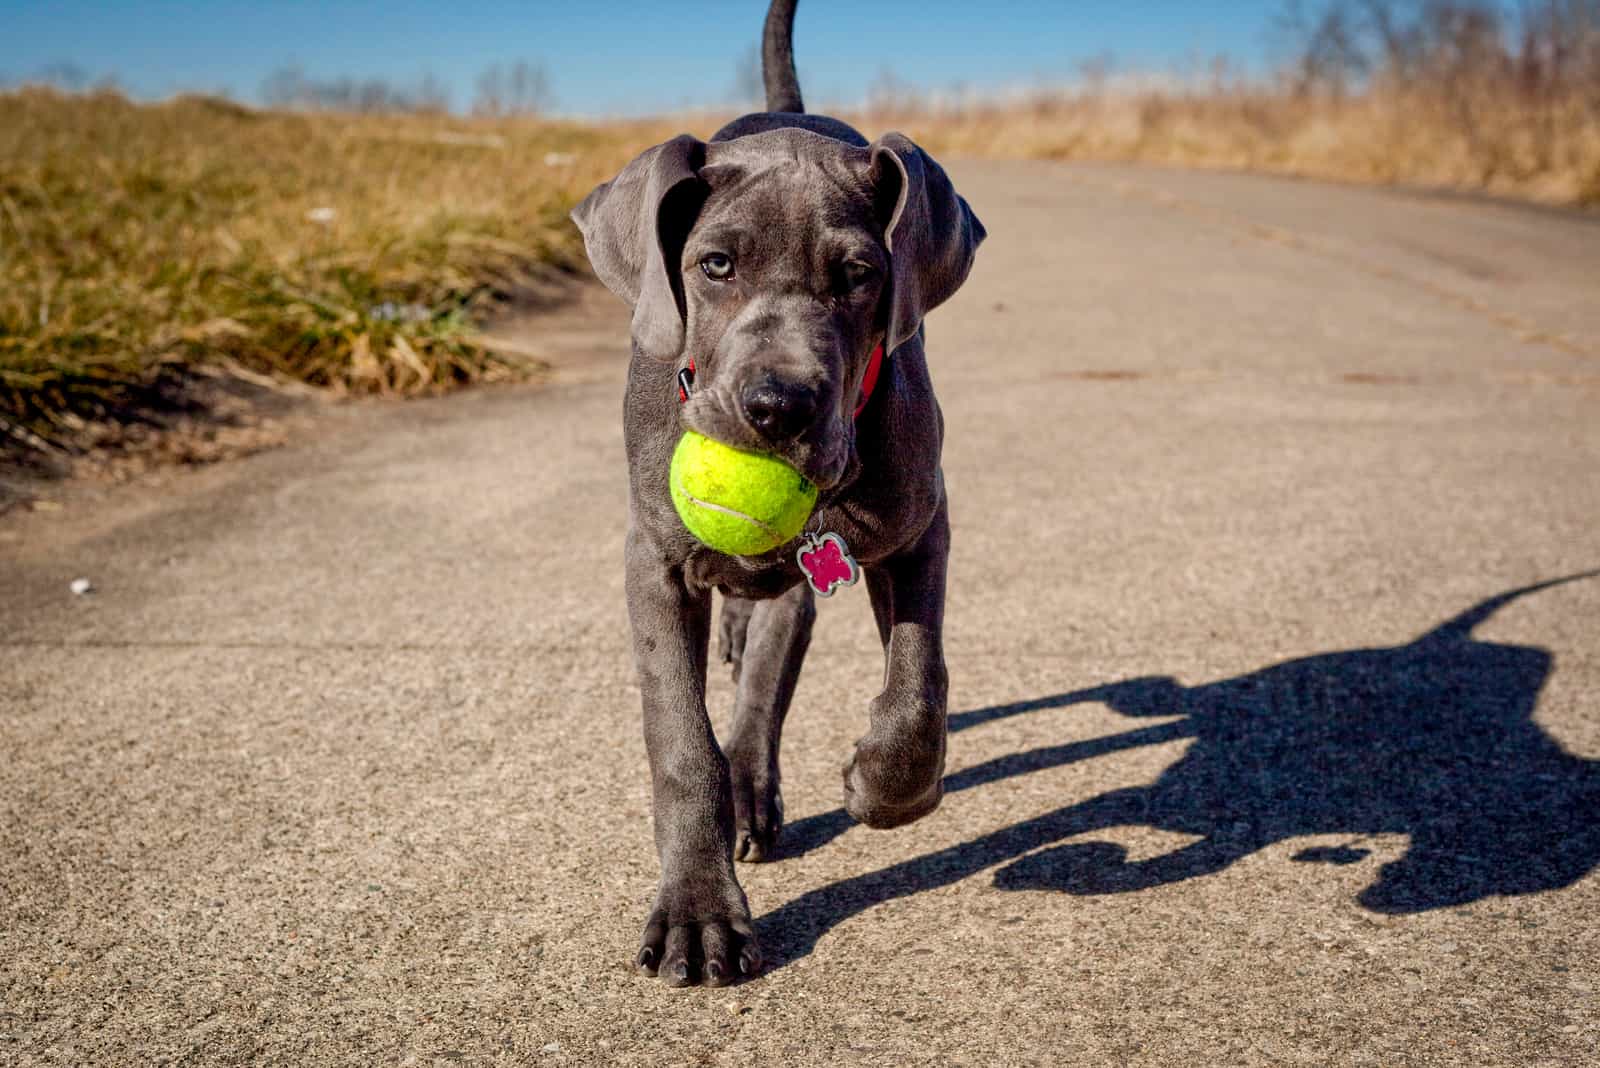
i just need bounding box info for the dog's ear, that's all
[571,133,706,362]
[868,133,986,355]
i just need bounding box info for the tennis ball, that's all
[670,431,818,556]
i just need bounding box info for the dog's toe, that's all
[735,825,775,863]
[731,764,783,863]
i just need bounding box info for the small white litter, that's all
[69,577,93,596]
[369,301,431,323]
[306,206,337,225]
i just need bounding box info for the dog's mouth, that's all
[680,392,852,491]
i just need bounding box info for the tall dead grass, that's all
[865,1,1600,206]
[868,84,1599,206]
[0,88,667,455]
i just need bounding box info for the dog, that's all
[572,0,985,986]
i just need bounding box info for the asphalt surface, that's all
[4,161,1599,1066]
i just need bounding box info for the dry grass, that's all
[0,88,667,456]
[867,0,1600,206]
[861,85,1600,207]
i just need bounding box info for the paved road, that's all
[4,162,1599,1065]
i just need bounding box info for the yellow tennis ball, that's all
[669,431,818,556]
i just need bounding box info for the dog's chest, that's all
[680,490,913,599]
[684,549,803,600]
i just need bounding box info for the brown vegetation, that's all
[862,1,1600,207]
[0,88,667,457]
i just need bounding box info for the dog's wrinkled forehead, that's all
[698,134,878,231]
[707,127,874,175]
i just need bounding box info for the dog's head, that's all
[573,128,984,489]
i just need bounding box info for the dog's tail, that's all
[762,0,804,113]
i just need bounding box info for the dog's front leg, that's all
[843,497,950,829]
[626,534,760,986]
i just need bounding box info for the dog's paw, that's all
[635,877,761,987]
[842,731,945,830]
[730,760,783,863]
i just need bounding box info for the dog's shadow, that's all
[759,572,1600,970]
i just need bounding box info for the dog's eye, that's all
[700,253,735,281]
[843,261,876,289]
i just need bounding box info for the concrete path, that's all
[4,161,1598,1065]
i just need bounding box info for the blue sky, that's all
[1,1,1292,115]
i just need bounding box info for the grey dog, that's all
[572,0,984,986]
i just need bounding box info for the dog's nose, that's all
[741,378,817,442]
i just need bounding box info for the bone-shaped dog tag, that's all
[797,532,859,597]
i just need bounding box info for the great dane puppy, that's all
[572,0,984,986]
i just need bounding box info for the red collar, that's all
[853,342,885,420]
[678,342,886,421]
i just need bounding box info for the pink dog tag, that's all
[797,532,859,597]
